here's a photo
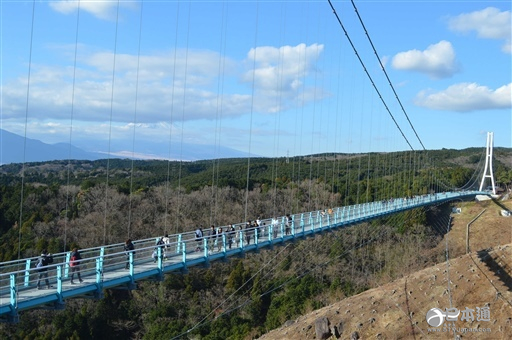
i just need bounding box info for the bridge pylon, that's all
[478,132,496,195]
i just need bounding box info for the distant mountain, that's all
[0,129,252,165]
[0,129,105,165]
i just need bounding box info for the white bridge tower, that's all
[479,132,496,195]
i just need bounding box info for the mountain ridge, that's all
[0,128,252,164]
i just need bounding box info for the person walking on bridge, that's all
[195,226,203,251]
[69,248,83,284]
[124,239,135,269]
[36,250,53,290]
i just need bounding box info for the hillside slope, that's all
[259,199,512,339]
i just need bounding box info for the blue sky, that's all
[1,0,511,160]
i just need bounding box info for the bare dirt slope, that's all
[259,199,512,340]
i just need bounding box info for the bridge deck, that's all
[0,191,485,322]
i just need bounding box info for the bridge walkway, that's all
[0,191,484,322]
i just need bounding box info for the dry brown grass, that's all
[259,199,512,340]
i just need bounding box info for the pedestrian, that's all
[124,239,135,269]
[36,250,54,290]
[162,234,171,258]
[227,225,235,249]
[195,226,203,251]
[217,227,224,251]
[272,217,279,239]
[154,237,165,263]
[69,248,83,284]
[209,225,216,253]
[286,214,292,235]
[245,222,252,245]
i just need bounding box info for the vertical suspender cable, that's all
[103,0,121,244]
[331,34,344,203]
[18,0,36,261]
[64,0,82,252]
[356,84,365,205]
[308,14,318,212]
[365,90,375,203]
[177,1,192,233]
[165,1,181,236]
[0,1,3,165]
[215,3,229,226]
[243,1,259,223]
[290,3,306,215]
[127,0,144,239]
[271,2,287,217]
[297,2,310,213]
[210,1,228,226]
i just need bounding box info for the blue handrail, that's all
[0,190,486,322]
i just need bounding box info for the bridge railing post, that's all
[128,252,134,275]
[56,265,63,296]
[300,214,305,235]
[182,242,187,264]
[177,234,182,254]
[64,252,71,279]
[309,212,313,232]
[157,247,163,269]
[24,259,31,288]
[203,238,208,257]
[95,258,102,284]
[241,229,246,249]
[10,273,16,310]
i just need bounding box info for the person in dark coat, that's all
[124,239,135,269]
[36,249,53,290]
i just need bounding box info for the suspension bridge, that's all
[1,1,508,334]
[0,189,490,322]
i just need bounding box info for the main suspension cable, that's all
[326,0,414,151]
[349,0,426,151]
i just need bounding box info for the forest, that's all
[0,147,511,339]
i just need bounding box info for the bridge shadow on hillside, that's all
[426,202,453,237]
[477,248,512,292]
[491,197,512,214]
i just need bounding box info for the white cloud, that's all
[2,43,328,127]
[49,0,136,21]
[242,43,328,112]
[448,7,511,54]
[391,40,460,79]
[414,82,512,112]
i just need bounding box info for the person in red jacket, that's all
[69,248,83,284]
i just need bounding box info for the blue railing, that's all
[0,190,486,322]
